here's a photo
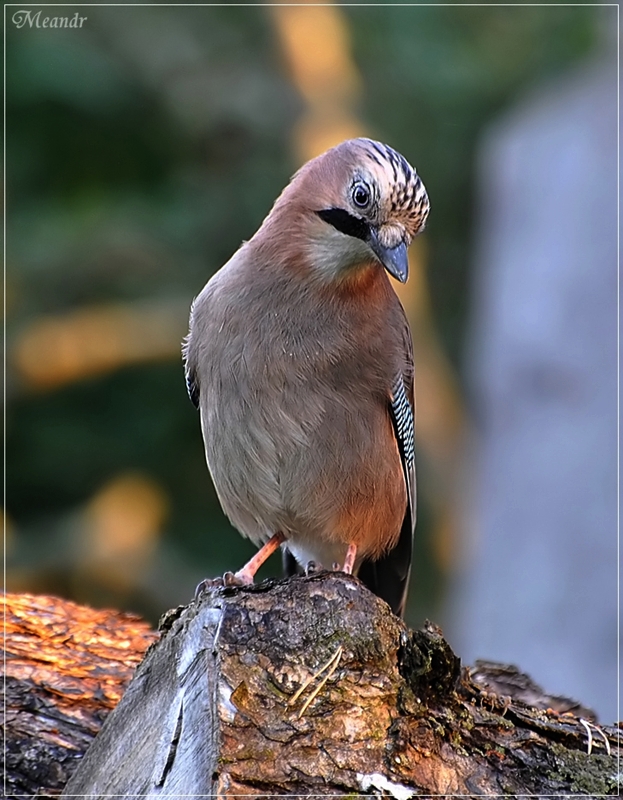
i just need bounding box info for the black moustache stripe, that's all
[316,208,370,241]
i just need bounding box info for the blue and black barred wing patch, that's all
[390,374,414,471]
[357,372,416,617]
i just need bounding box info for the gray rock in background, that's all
[446,52,618,723]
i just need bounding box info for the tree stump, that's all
[3,576,619,798]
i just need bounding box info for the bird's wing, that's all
[358,324,415,618]
[182,318,200,409]
[185,367,200,409]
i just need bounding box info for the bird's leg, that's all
[195,532,285,598]
[342,543,357,574]
[229,531,286,585]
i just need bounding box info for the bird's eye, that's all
[352,181,371,209]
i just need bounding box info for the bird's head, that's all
[265,138,430,285]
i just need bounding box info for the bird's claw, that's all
[223,570,254,586]
[194,570,253,599]
[305,560,321,576]
[195,577,222,599]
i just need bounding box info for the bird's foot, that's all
[194,576,222,598]
[194,570,253,599]
[305,560,321,576]
[195,532,286,600]
[227,568,254,586]
[288,645,343,718]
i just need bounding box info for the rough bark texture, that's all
[3,578,619,798]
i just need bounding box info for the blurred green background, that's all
[6,3,599,626]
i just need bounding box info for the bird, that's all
[184,138,429,618]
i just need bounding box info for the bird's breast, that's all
[194,264,407,556]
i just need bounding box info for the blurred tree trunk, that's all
[2,581,618,799]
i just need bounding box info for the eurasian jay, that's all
[184,138,429,617]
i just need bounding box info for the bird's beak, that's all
[368,229,409,283]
